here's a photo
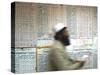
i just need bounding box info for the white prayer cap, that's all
[53,23,66,33]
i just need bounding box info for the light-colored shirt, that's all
[47,40,84,71]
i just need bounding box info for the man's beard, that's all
[62,36,70,46]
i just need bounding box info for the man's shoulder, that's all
[52,40,63,49]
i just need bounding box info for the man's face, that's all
[62,28,70,46]
[63,29,69,38]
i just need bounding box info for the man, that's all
[47,23,85,71]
